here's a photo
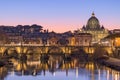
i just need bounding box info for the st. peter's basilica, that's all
[76,12,109,44]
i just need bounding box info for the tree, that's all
[0,30,9,44]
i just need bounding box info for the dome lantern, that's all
[92,12,95,17]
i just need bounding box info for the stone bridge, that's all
[0,44,115,56]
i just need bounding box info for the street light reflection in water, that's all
[0,56,119,80]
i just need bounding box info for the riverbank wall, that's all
[98,57,120,71]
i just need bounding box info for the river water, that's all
[0,55,120,80]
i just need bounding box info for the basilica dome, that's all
[86,12,100,30]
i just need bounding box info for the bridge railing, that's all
[0,44,44,47]
[0,43,112,47]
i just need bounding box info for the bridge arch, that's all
[48,46,64,55]
[25,47,43,55]
[3,47,19,58]
[25,47,34,55]
[71,47,88,61]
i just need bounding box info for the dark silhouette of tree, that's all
[31,24,43,32]
[0,30,9,44]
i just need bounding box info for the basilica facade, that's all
[76,12,109,44]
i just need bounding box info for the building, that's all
[103,33,120,47]
[48,32,60,46]
[68,33,92,46]
[74,33,92,46]
[68,35,75,46]
[76,12,109,44]
[111,29,120,34]
[0,24,43,44]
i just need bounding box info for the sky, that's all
[0,0,120,33]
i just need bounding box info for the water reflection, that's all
[0,55,120,80]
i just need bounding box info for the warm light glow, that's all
[76,67,78,78]
[115,37,120,47]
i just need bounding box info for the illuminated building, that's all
[76,12,109,44]
[48,37,59,46]
[48,32,60,46]
[74,33,92,46]
[68,36,75,46]
[68,33,92,46]
[111,29,120,34]
[105,33,120,47]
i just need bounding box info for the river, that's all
[0,55,120,80]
